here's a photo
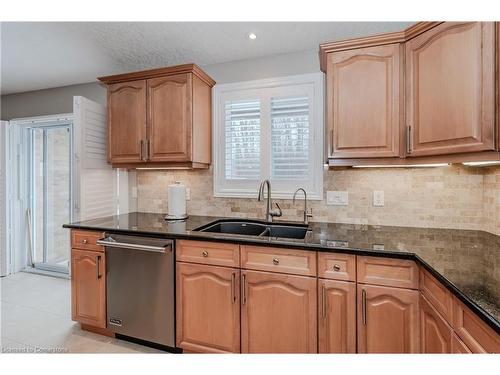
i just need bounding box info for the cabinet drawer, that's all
[176,240,240,267]
[420,268,453,324]
[357,256,419,289]
[318,252,356,281]
[240,245,316,276]
[71,230,105,252]
[452,297,500,353]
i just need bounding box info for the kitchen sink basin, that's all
[259,225,309,239]
[198,221,267,236]
[194,220,309,240]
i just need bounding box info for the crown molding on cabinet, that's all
[98,63,216,87]
[319,22,443,72]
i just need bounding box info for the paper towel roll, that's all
[168,181,187,218]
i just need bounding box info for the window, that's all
[213,74,324,199]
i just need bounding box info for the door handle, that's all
[406,126,412,154]
[362,289,367,325]
[241,273,247,305]
[96,255,101,279]
[329,129,334,156]
[322,283,327,319]
[231,272,236,303]
[139,139,144,161]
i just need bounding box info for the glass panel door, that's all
[28,124,72,273]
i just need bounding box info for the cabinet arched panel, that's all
[176,262,240,353]
[148,74,192,162]
[71,249,106,328]
[318,279,356,353]
[107,80,147,163]
[405,22,495,156]
[358,284,419,353]
[327,43,402,158]
[420,295,452,353]
[241,270,317,353]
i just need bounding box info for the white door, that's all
[0,121,9,276]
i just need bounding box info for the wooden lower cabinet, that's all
[241,270,317,353]
[318,279,356,353]
[71,249,106,328]
[420,295,452,353]
[357,284,419,353]
[176,262,240,353]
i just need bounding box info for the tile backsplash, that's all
[137,164,500,235]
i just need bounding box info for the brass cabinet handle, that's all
[362,289,367,325]
[322,283,327,319]
[82,239,88,244]
[333,264,341,272]
[241,273,247,305]
[272,258,279,265]
[231,272,236,303]
[147,139,151,160]
[139,140,144,161]
[96,255,101,279]
[202,251,208,257]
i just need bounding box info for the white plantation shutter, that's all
[0,121,8,276]
[214,74,323,199]
[225,99,261,180]
[271,96,310,180]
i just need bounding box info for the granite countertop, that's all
[64,212,500,333]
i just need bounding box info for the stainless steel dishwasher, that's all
[97,233,175,348]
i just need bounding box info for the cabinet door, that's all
[71,249,106,328]
[451,333,472,353]
[405,22,495,156]
[358,284,419,353]
[176,262,240,353]
[420,295,452,353]
[147,73,192,162]
[326,43,401,158]
[318,279,356,353]
[241,270,317,353]
[107,80,147,163]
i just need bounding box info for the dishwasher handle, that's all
[97,238,172,253]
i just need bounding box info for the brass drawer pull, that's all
[272,258,279,265]
[333,264,341,272]
[202,251,208,257]
[82,239,88,244]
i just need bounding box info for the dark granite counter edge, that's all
[63,222,500,334]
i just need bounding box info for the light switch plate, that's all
[327,191,348,206]
[373,190,384,207]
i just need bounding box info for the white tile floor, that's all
[0,272,164,353]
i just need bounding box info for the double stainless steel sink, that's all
[194,219,309,240]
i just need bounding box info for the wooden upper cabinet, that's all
[241,270,317,353]
[107,80,147,163]
[99,64,215,168]
[318,279,356,353]
[71,248,106,329]
[148,74,192,162]
[405,22,496,156]
[176,262,240,353]
[357,284,419,353]
[326,43,402,159]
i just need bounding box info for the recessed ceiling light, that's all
[248,33,257,40]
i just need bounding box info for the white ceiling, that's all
[1,22,414,95]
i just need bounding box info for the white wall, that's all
[1,49,320,120]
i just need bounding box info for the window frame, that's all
[213,73,324,200]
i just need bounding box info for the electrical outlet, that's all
[373,190,384,207]
[186,188,191,200]
[327,191,348,206]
